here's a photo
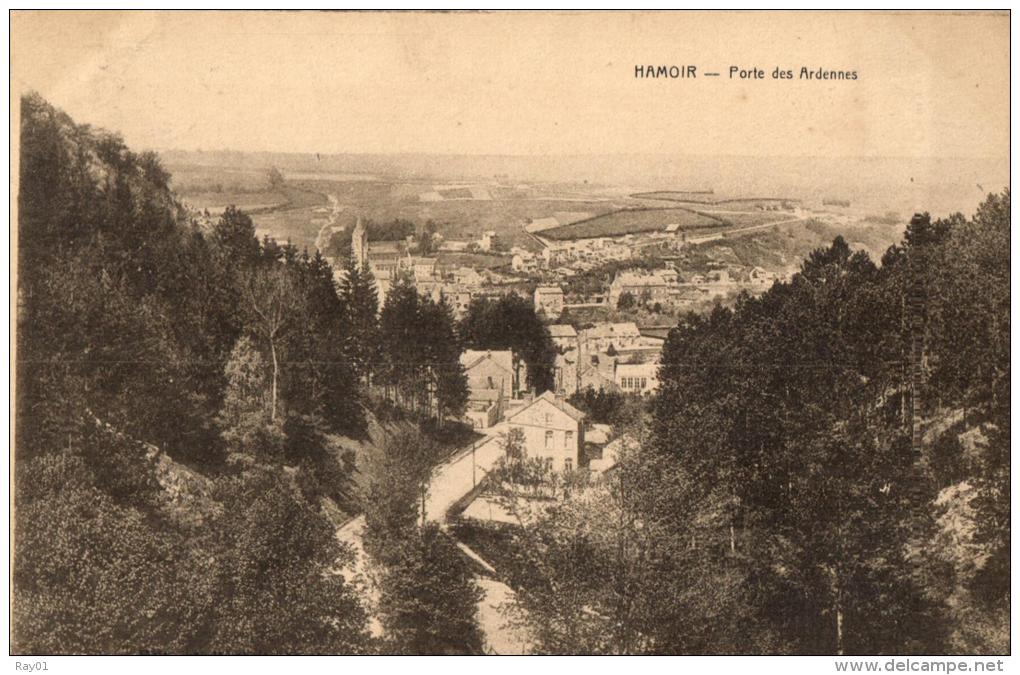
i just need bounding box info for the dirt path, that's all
[336,421,532,654]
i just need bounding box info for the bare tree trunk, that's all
[836,602,845,656]
[831,567,845,655]
[270,337,279,423]
[729,521,736,554]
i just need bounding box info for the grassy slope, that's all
[541,207,724,241]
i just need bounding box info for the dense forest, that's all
[13,93,1010,656]
[13,94,480,654]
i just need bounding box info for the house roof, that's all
[613,271,671,288]
[586,423,613,445]
[548,324,578,338]
[368,241,401,254]
[506,390,586,424]
[616,361,659,376]
[583,322,641,339]
[535,285,563,295]
[640,327,672,341]
[460,349,514,375]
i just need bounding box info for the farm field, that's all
[169,162,297,215]
[249,187,332,250]
[540,207,724,241]
[179,190,288,213]
[297,178,628,251]
[703,211,798,228]
[167,163,269,193]
[633,191,800,209]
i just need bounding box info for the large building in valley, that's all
[506,391,586,473]
[608,269,680,307]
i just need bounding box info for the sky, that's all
[11,10,1011,159]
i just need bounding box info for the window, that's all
[545,430,553,448]
[565,458,573,472]
[641,377,647,390]
[566,430,574,447]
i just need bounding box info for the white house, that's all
[506,391,586,473]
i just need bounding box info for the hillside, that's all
[541,206,724,240]
[15,93,379,654]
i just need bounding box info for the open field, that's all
[632,191,800,208]
[295,178,627,251]
[167,163,269,193]
[234,187,331,249]
[540,207,724,241]
[179,190,289,213]
[702,211,799,228]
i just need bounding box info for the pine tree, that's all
[418,295,468,424]
[338,249,380,382]
[379,271,421,409]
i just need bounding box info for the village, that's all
[314,209,808,495]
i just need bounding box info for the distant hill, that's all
[158,149,1008,217]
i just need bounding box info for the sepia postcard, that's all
[8,9,1011,666]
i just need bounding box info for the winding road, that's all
[336,421,532,654]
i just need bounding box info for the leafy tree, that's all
[567,386,642,428]
[459,294,556,393]
[267,166,285,191]
[243,263,303,422]
[202,469,370,654]
[361,428,484,654]
[361,427,443,559]
[500,427,527,461]
[13,455,205,654]
[652,235,941,653]
[417,219,438,254]
[376,523,484,655]
[216,336,283,464]
[489,438,779,654]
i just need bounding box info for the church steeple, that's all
[352,217,368,269]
